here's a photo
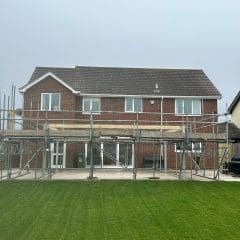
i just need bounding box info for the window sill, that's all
[40,110,61,112]
[175,150,202,153]
[175,114,201,117]
[125,111,143,113]
[82,112,101,115]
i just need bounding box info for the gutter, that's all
[77,93,222,100]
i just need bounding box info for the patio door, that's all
[51,142,66,168]
[85,142,134,168]
[119,143,133,167]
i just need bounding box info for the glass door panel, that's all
[86,143,101,166]
[119,143,132,167]
[103,143,116,166]
[51,142,65,168]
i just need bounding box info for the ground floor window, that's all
[85,141,134,168]
[175,142,202,153]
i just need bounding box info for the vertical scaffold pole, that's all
[46,128,51,179]
[7,94,11,179]
[133,112,139,180]
[213,115,216,179]
[179,119,188,180]
[7,96,10,130]
[164,141,167,173]
[7,141,11,179]
[89,111,94,179]
[213,142,216,179]
[179,141,184,180]
[35,142,38,180]
[133,139,137,180]
[226,114,229,164]
[0,91,2,180]
[19,142,23,175]
[3,94,6,131]
[0,90,2,130]
[44,110,51,179]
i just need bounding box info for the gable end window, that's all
[83,97,100,114]
[41,93,60,111]
[125,97,142,113]
[175,99,201,115]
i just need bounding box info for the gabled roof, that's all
[19,72,79,94]
[20,66,222,98]
[228,90,240,114]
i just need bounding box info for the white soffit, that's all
[19,72,79,94]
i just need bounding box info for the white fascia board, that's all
[79,93,222,100]
[173,95,222,100]
[19,72,79,94]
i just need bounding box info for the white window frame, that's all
[84,141,134,168]
[125,97,142,113]
[175,142,202,153]
[82,97,101,114]
[41,93,61,111]
[50,141,66,168]
[175,99,201,116]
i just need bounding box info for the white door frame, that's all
[85,142,134,168]
[50,141,66,168]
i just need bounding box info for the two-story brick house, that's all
[19,66,222,169]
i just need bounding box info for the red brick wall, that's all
[137,142,217,169]
[166,142,217,169]
[23,76,76,129]
[76,97,162,124]
[23,78,219,169]
[75,97,217,126]
[23,81,218,129]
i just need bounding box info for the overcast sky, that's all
[0,0,239,114]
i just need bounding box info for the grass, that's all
[0,181,240,240]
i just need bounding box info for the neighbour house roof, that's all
[218,122,240,141]
[20,66,222,98]
[228,90,240,114]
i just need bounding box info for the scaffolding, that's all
[0,90,230,181]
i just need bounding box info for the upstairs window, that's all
[83,97,100,114]
[125,97,142,113]
[175,99,201,115]
[41,93,60,111]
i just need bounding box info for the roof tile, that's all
[26,66,221,97]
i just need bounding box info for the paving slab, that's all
[1,168,240,181]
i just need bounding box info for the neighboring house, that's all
[218,122,240,160]
[19,66,222,169]
[224,91,240,159]
[218,91,240,161]
[228,90,240,128]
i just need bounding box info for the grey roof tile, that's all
[26,66,221,97]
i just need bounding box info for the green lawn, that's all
[0,181,240,240]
